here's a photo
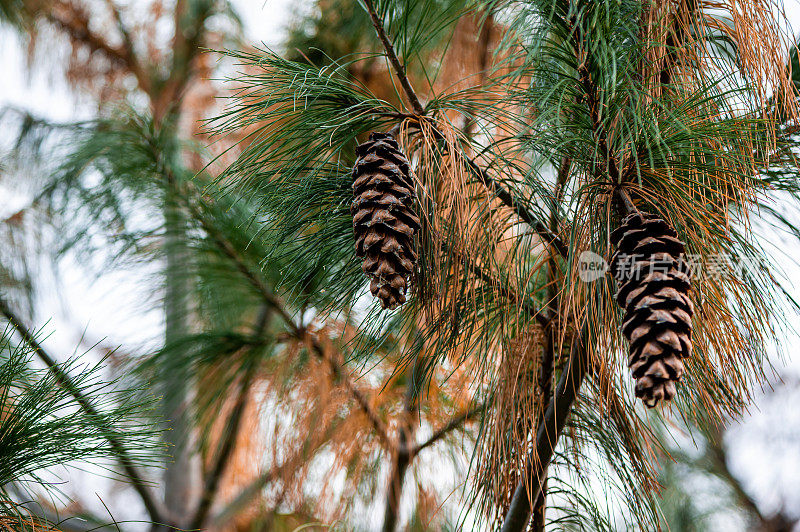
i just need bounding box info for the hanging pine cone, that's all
[351,132,420,310]
[610,211,694,407]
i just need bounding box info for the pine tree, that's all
[4,0,800,530]
[1,2,483,530]
[210,0,800,530]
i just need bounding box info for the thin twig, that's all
[103,0,135,63]
[8,484,107,532]
[0,297,164,524]
[362,0,425,115]
[412,402,487,455]
[614,187,638,216]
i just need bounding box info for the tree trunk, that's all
[382,357,424,532]
[157,184,200,529]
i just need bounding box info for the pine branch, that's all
[699,417,797,530]
[46,3,127,63]
[0,297,164,525]
[151,0,212,121]
[411,402,487,455]
[187,307,270,530]
[362,0,425,115]
[500,14,641,529]
[460,152,569,258]
[46,1,152,95]
[459,250,551,327]
[188,366,255,530]
[532,156,570,531]
[500,323,590,532]
[313,335,394,450]
[360,0,567,257]
[184,197,394,450]
[381,357,425,532]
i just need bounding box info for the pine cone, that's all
[351,132,420,310]
[610,212,694,407]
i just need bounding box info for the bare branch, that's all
[0,297,165,525]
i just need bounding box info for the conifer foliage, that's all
[5,0,800,531]
[352,132,420,309]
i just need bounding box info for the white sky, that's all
[2,1,800,530]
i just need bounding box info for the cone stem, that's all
[614,187,638,215]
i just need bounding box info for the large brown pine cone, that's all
[610,212,694,407]
[352,132,420,310]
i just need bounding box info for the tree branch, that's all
[412,402,487,455]
[8,485,109,532]
[362,0,425,115]
[0,297,164,524]
[46,1,152,95]
[500,323,589,532]
[150,0,213,122]
[531,155,570,531]
[463,12,494,139]
[458,249,551,327]
[381,356,426,532]
[187,306,270,530]
[462,153,570,257]
[184,198,394,450]
[188,365,256,530]
[360,0,568,257]
[103,0,139,72]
